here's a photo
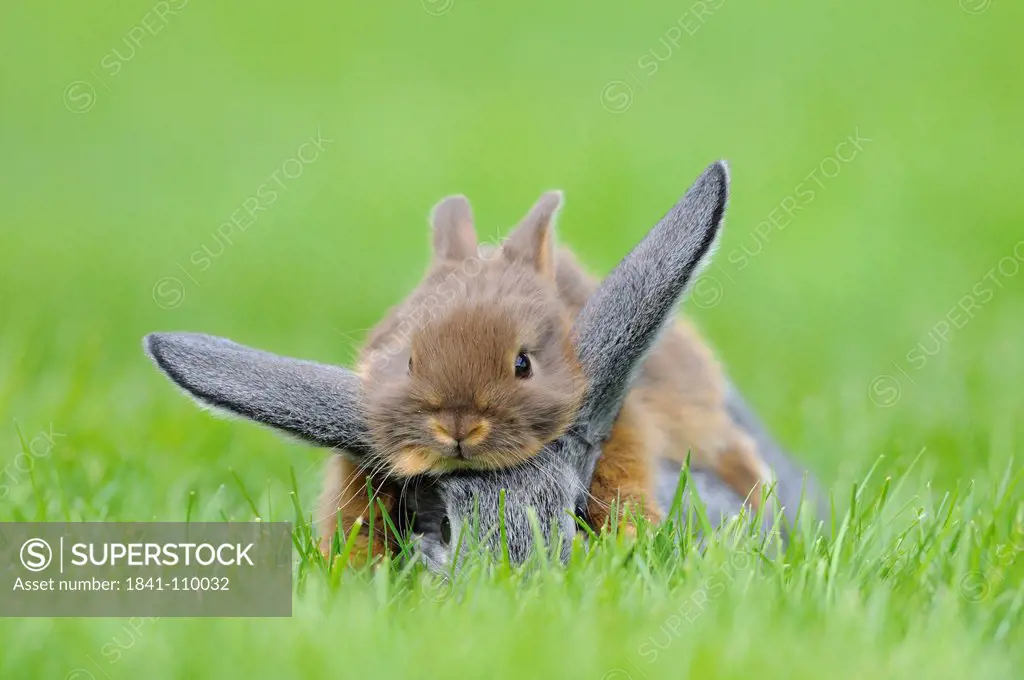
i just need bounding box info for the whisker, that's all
[313,455,394,524]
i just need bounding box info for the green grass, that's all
[3,467,1023,678]
[2,0,1023,677]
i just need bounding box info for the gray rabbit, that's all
[144,162,821,572]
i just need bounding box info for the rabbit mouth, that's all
[391,444,495,475]
[451,442,473,461]
[389,437,543,476]
[428,452,495,472]
[454,442,543,470]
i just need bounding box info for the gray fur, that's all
[401,450,581,570]
[143,333,373,458]
[570,161,727,481]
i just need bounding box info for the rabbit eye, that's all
[514,351,532,379]
[408,356,414,374]
[439,515,451,546]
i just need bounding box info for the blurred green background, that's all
[1,0,1022,675]
[4,0,1021,487]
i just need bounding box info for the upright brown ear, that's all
[502,190,563,280]
[430,194,477,261]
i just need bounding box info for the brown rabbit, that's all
[360,194,585,475]
[317,194,586,559]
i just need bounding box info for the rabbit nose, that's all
[429,415,489,452]
[453,418,489,446]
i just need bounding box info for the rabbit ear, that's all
[572,161,729,447]
[430,194,478,261]
[501,190,562,280]
[144,333,373,457]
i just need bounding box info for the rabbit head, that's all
[398,446,585,571]
[360,192,586,475]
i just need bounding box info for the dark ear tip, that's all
[142,333,164,362]
[143,332,204,372]
[143,332,182,378]
[704,160,730,191]
[688,161,729,219]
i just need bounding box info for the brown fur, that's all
[316,456,400,564]
[360,257,585,472]
[586,399,660,530]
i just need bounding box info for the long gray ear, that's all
[572,161,728,444]
[431,194,477,261]
[144,333,372,457]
